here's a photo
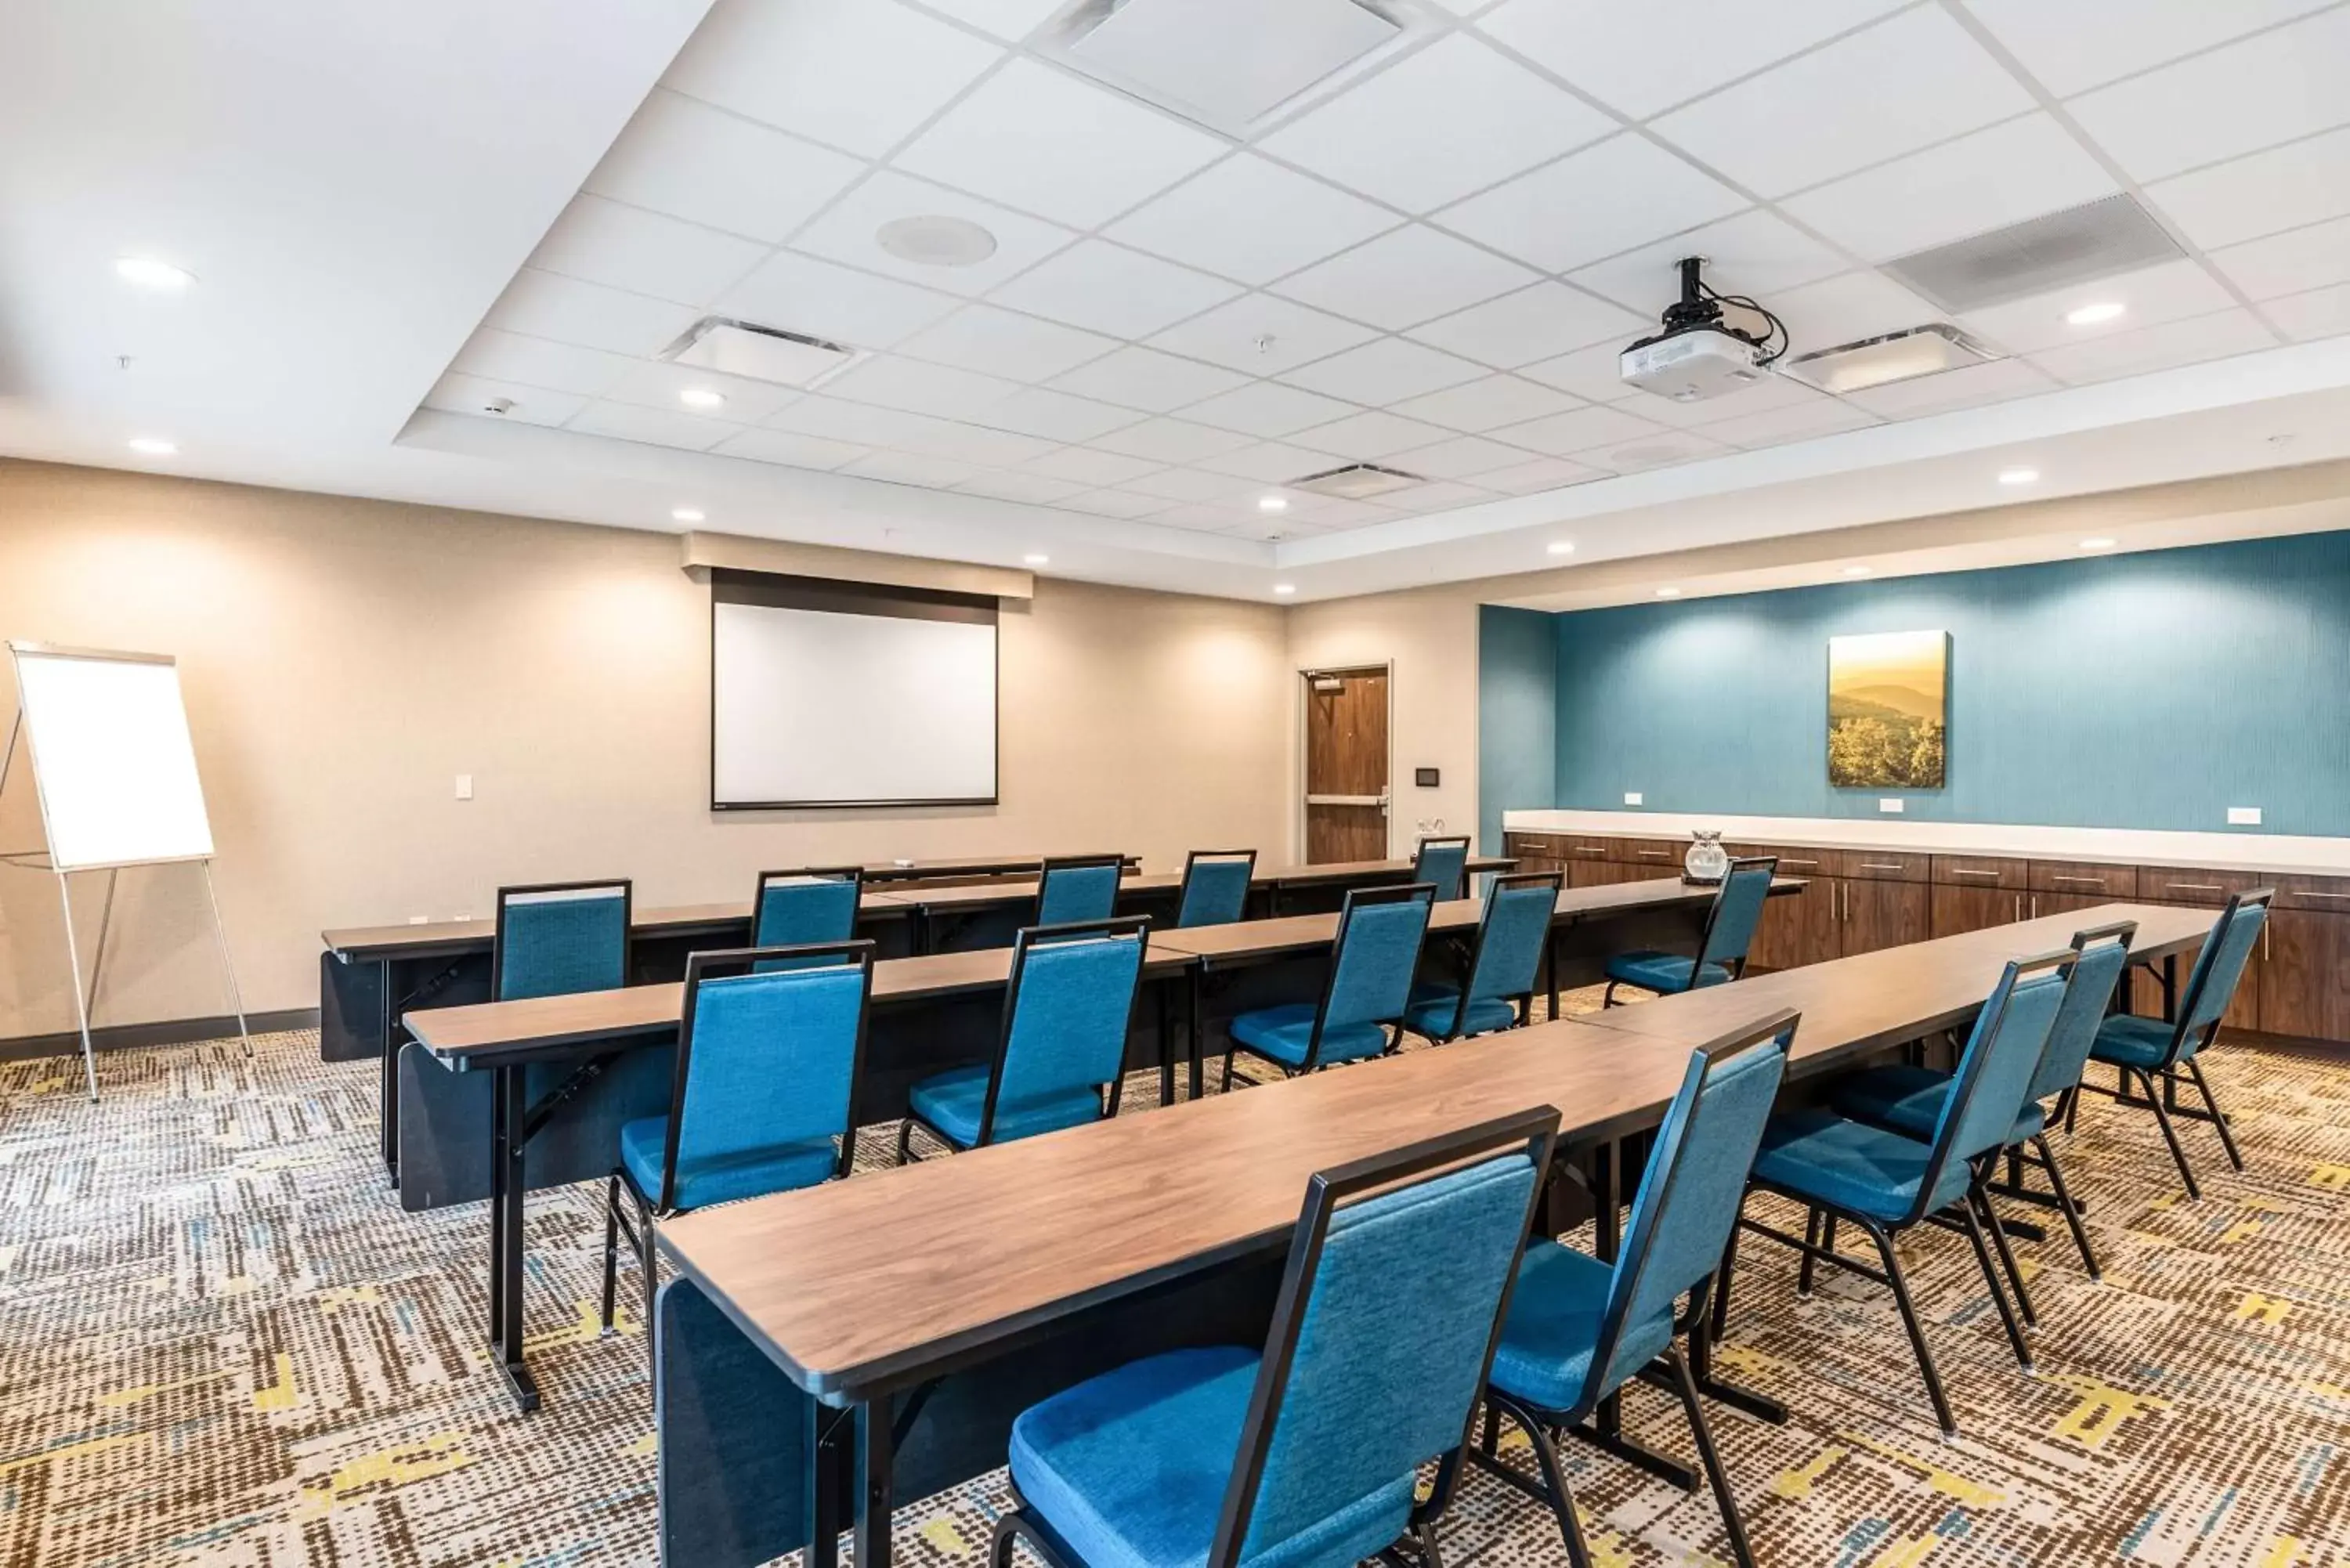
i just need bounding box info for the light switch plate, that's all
[1623,791,1643,806]
[2228,805,2261,826]
[455,773,475,800]
[1879,797,1906,814]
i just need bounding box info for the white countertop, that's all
[1502,809,2350,878]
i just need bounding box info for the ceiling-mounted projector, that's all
[1619,257,1787,403]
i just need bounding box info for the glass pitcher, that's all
[1684,829,1729,883]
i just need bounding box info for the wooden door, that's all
[1302,667,1389,865]
[1932,883,2025,938]
[1842,880,1931,956]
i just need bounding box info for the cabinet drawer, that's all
[2029,859,2138,898]
[2270,873,2350,912]
[2137,865,2265,906]
[1728,843,1847,879]
[1843,852,1930,883]
[1611,836,1683,869]
[1932,854,2027,890]
[1504,833,1560,858]
[1560,835,1614,861]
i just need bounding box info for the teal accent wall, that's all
[1478,605,1556,854]
[1510,531,2350,836]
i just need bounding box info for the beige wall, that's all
[0,461,1292,1038]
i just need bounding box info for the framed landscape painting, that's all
[1828,630,1948,789]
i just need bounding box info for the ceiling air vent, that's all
[1883,194,2184,316]
[1046,0,1416,135]
[1781,323,1998,395]
[1289,463,1423,500]
[662,317,859,387]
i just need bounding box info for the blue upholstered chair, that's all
[1475,1013,1795,1568]
[1601,856,1776,1006]
[1715,951,2071,1436]
[750,866,862,966]
[1175,848,1257,929]
[991,1108,1559,1568]
[899,917,1149,1159]
[492,880,631,1000]
[1831,922,2134,1284]
[1403,870,1561,1044]
[600,941,873,1344]
[1036,854,1126,926]
[2081,890,2269,1199]
[1412,834,1473,901]
[1223,883,1435,1086]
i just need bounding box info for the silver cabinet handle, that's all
[1950,868,2000,880]
[2030,894,2038,919]
[2167,882,2224,892]
[1574,847,1607,855]
[2012,893,2022,921]
[1781,858,1820,869]
[1859,862,1906,873]
[2050,874,2108,886]
[2294,890,2350,900]
[1637,849,1672,859]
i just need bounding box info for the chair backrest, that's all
[2168,890,2272,1062]
[2026,921,2137,1104]
[1694,856,1777,978]
[1208,1109,1559,1568]
[1176,849,1257,929]
[493,880,631,1001]
[981,916,1151,1144]
[1445,871,1561,1036]
[751,867,863,970]
[1913,950,2073,1219]
[1412,835,1473,902]
[655,941,875,1210]
[1307,883,1436,1069]
[1036,854,1126,926]
[1593,1011,1796,1402]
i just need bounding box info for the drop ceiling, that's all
[7,0,2350,602]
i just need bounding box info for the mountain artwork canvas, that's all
[1828,630,1948,789]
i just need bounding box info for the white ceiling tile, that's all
[566,399,741,450]
[1767,272,1943,356]
[1649,9,2034,197]
[1480,0,1907,120]
[710,428,872,469]
[423,374,587,428]
[1287,409,1455,458]
[822,354,1020,421]
[2145,127,2350,251]
[789,171,1079,296]
[1147,294,1383,374]
[1152,504,1259,533]
[1477,456,1606,494]
[895,58,1227,228]
[1699,398,1878,449]
[1621,374,1824,429]
[1194,441,1346,482]
[716,251,961,349]
[484,269,702,357]
[1780,114,2119,262]
[1087,417,1257,462]
[1839,355,2058,417]
[1957,258,2239,353]
[1277,336,1487,403]
[895,419,1060,467]
[528,195,768,306]
[1570,211,1846,317]
[920,0,1069,41]
[2211,215,2350,301]
[601,358,802,425]
[584,91,866,246]
[1574,428,1730,471]
[1271,224,1538,330]
[980,387,1148,443]
[954,470,1089,504]
[1047,345,1251,413]
[1281,497,1399,528]
[1405,282,1647,369]
[1387,434,1537,479]
[663,0,1000,158]
[898,305,1119,383]
[841,450,987,488]
[1491,402,1669,456]
[2026,309,2277,384]
[1257,33,1615,213]
[450,329,634,398]
[1179,381,1358,436]
[1117,468,1255,504]
[2066,9,2350,183]
[1959,0,2336,98]
[1516,342,1639,402]
[1438,135,1746,273]
[989,240,1242,338]
[1390,374,1578,432]
[1021,446,1166,486]
[2262,281,2350,341]
[1060,489,1180,519]
[1378,479,1499,513]
[765,395,960,448]
[1106,155,1401,286]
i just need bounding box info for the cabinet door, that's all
[1842,879,1932,956]
[1571,859,1648,888]
[2258,909,2350,1042]
[1932,883,2024,938]
[1751,876,1840,970]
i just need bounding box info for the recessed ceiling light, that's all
[1655,587,1681,598]
[1023,552,1050,566]
[1546,541,1575,557]
[1273,583,1296,596]
[1257,495,1289,513]
[126,437,177,455]
[876,215,998,269]
[678,388,727,410]
[2066,301,2127,327]
[671,507,705,523]
[2080,537,2117,551]
[1998,467,2040,485]
[115,256,194,290]
[1842,565,1873,577]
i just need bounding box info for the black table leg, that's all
[1688,1310,1788,1425]
[806,1401,848,1568]
[489,1062,540,1413]
[1545,927,1560,1021]
[855,1398,895,1568]
[1188,966,1205,1101]
[1157,982,1176,1107]
[378,959,400,1186]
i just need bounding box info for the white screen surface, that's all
[713,602,996,807]
[10,646,215,870]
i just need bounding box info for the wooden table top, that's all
[1270,854,1515,887]
[890,871,1182,911]
[859,854,1139,883]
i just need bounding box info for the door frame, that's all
[1296,660,1397,863]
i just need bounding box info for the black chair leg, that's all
[599,1173,621,1338]
[2032,1133,2101,1280]
[1972,1179,2037,1328]
[1862,1218,1958,1438]
[2063,1083,2081,1134]
[1513,1404,1595,1568]
[1796,1206,1823,1298]
[1712,1205,1744,1342]
[2182,1057,2246,1170]
[1664,1348,1756,1568]
[895,1118,915,1166]
[1411,1520,1445,1568]
[1954,1199,2034,1375]
[2135,1067,2202,1198]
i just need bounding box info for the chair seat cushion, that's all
[2090,1013,2179,1071]
[1604,952,1733,995]
[1831,1064,2047,1145]
[907,1064,1103,1150]
[1752,1107,1962,1223]
[1227,1003,1390,1069]
[1488,1241,1673,1417]
[1401,984,1517,1042]
[617,1116,835,1212]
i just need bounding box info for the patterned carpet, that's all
[2,1009,2347,1566]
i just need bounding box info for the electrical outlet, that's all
[2228,806,2261,826]
[1623,791,1643,807]
[1879,798,1905,814]
[455,773,474,801]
